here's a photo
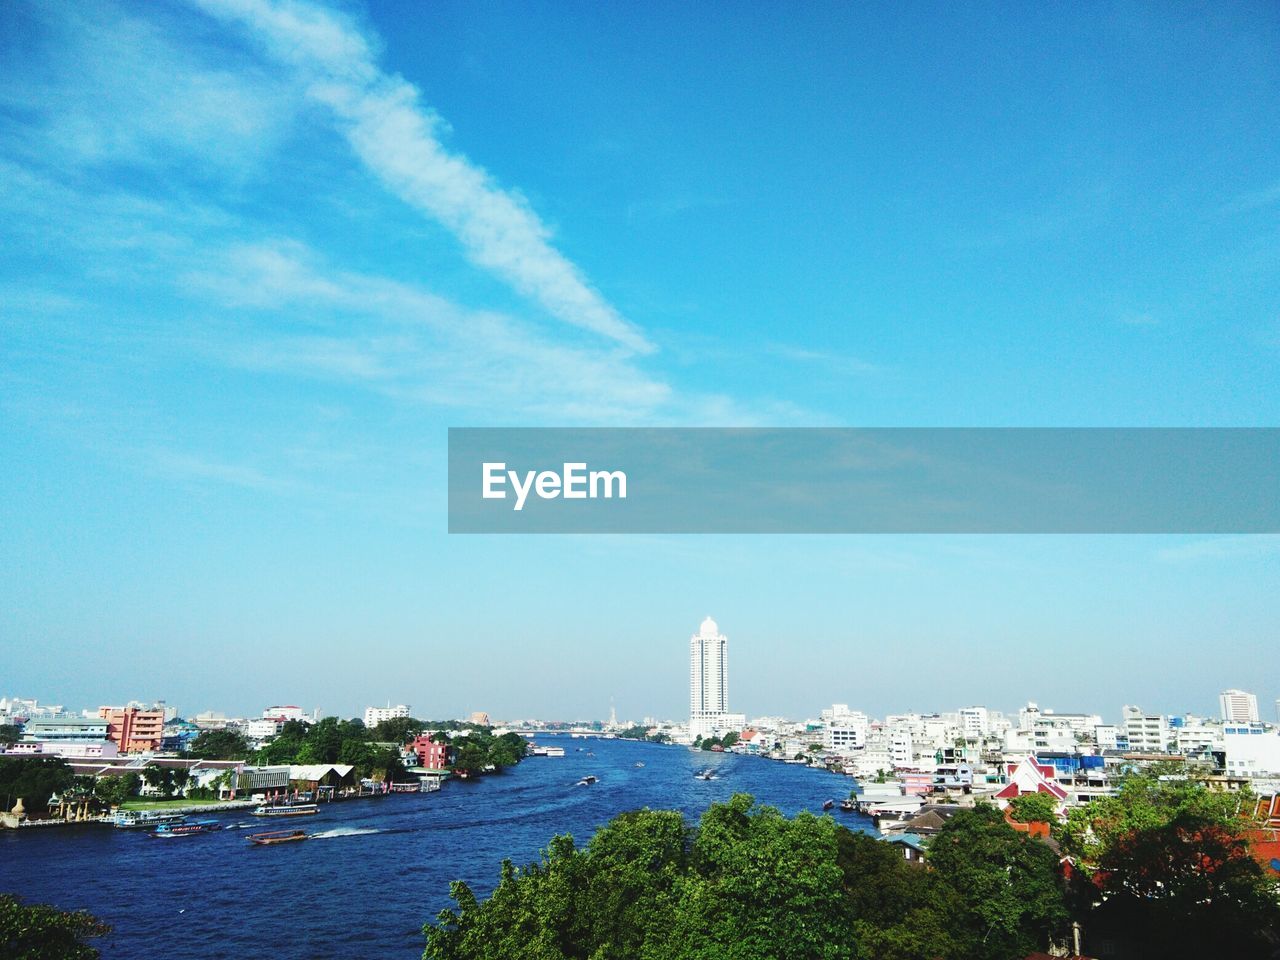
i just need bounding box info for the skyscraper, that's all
[1219,689,1259,723]
[690,616,728,738]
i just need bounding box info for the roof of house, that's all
[885,833,926,852]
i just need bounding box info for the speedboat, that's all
[575,776,598,787]
[247,830,308,845]
[822,799,835,811]
[840,799,856,812]
[151,819,221,838]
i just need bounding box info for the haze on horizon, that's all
[1,1,1277,724]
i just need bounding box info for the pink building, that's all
[407,735,450,769]
[99,706,165,754]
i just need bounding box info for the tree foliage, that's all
[1007,791,1060,826]
[92,773,140,808]
[0,724,20,746]
[188,729,252,761]
[1063,769,1280,955]
[424,793,1070,960]
[0,757,74,813]
[0,895,110,960]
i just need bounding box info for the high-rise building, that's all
[1219,689,1259,723]
[690,616,728,739]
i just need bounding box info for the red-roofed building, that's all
[994,755,1069,814]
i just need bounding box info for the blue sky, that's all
[2,1,1277,723]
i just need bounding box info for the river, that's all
[0,737,874,959]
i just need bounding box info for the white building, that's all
[263,705,307,722]
[1122,705,1169,753]
[246,718,287,740]
[1219,689,1259,723]
[824,707,869,752]
[958,706,990,738]
[1094,724,1120,751]
[364,704,411,728]
[1223,724,1280,777]
[690,616,729,739]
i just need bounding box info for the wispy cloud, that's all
[768,344,882,377]
[190,0,652,354]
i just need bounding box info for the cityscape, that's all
[5,616,1280,825]
[4,1,1278,958]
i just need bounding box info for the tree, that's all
[372,715,426,744]
[93,773,140,808]
[141,766,189,799]
[1007,791,1060,826]
[1063,769,1280,955]
[0,895,110,960]
[926,804,1069,960]
[427,795,856,960]
[188,729,251,760]
[0,757,74,814]
[0,724,19,746]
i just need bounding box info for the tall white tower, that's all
[690,616,727,738]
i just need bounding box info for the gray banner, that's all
[447,428,1280,533]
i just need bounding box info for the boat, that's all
[111,811,186,830]
[543,746,565,757]
[822,799,835,811]
[634,762,645,768]
[247,830,308,845]
[695,770,715,781]
[575,776,598,786]
[151,819,221,838]
[251,802,318,817]
[840,799,856,812]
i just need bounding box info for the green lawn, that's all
[119,797,233,811]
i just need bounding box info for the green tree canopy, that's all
[924,804,1070,959]
[188,729,252,760]
[1007,791,1060,826]
[424,793,1060,960]
[0,757,74,813]
[0,895,110,960]
[1063,769,1280,955]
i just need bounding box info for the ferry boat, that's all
[251,802,318,818]
[111,811,186,830]
[247,830,308,845]
[542,746,565,758]
[151,819,221,838]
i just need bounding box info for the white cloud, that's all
[191,0,652,354]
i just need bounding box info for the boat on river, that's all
[575,776,598,786]
[822,799,835,811]
[112,811,186,830]
[247,830,308,845]
[840,799,856,812]
[251,803,318,817]
[151,819,221,838]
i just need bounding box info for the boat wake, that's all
[308,827,384,840]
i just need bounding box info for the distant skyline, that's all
[2,2,1278,720]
